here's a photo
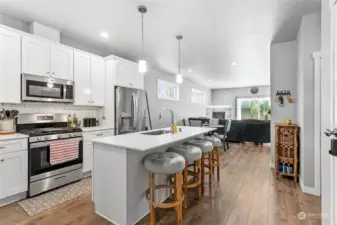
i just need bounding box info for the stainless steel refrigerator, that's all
[115,86,152,135]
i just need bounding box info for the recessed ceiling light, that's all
[232,62,236,66]
[208,79,213,82]
[100,32,109,38]
[188,69,192,72]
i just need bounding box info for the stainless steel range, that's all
[17,114,83,197]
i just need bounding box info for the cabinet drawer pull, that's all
[0,146,5,149]
[0,159,4,162]
[96,133,103,136]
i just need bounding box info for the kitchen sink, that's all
[141,130,174,135]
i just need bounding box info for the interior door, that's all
[0,27,21,104]
[90,56,106,106]
[51,44,74,81]
[22,35,51,77]
[0,151,28,198]
[326,4,337,225]
[74,50,91,106]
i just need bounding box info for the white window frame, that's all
[157,79,180,101]
[191,88,205,104]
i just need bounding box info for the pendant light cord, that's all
[141,12,144,54]
[178,38,181,74]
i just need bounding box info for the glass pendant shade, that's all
[138,60,147,73]
[176,74,183,84]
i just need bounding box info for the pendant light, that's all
[176,35,183,84]
[138,5,147,74]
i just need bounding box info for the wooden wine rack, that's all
[274,124,299,182]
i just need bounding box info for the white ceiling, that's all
[0,0,320,89]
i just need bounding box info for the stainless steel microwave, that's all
[21,74,74,103]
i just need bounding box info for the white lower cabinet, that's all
[83,129,114,173]
[0,140,28,200]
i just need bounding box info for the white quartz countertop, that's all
[81,126,114,132]
[0,133,29,141]
[92,126,216,151]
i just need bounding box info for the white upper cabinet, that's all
[0,150,28,199]
[114,59,144,89]
[22,35,51,77]
[0,27,21,104]
[22,35,74,81]
[51,44,74,80]
[90,56,106,106]
[74,50,91,106]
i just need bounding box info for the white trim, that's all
[156,79,180,101]
[270,159,275,168]
[313,51,322,197]
[300,177,321,196]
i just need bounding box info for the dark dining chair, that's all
[224,120,232,150]
[182,119,190,126]
[188,119,203,127]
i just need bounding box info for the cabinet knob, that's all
[0,159,4,162]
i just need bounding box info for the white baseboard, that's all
[300,177,320,196]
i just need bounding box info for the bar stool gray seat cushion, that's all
[184,140,213,153]
[197,136,221,148]
[144,152,185,174]
[167,145,202,162]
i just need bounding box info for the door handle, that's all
[324,129,337,137]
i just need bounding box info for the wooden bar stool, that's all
[197,136,222,182]
[144,152,185,225]
[167,145,202,208]
[184,139,213,194]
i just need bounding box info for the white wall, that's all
[211,86,270,119]
[321,0,332,224]
[144,70,211,129]
[296,12,321,189]
[270,41,298,167]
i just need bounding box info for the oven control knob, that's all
[57,135,62,139]
[69,134,73,137]
[37,137,41,141]
[44,137,48,140]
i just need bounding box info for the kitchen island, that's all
[92,126,215,225]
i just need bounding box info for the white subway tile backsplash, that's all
[0,103,105,123]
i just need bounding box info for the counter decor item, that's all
[285,120,292,125]
[274,123,299,182]
[0,109,19,134]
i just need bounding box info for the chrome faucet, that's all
[159,108,175,131]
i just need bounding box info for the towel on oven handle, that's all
[50,139,79,165]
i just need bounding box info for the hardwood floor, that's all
[0,143,321,225]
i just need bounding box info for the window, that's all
[191,88,205,104]
[236,97,271,120]
[157,79,180,101]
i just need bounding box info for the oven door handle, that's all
[30,142,50,148]
[30,137,83,148]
